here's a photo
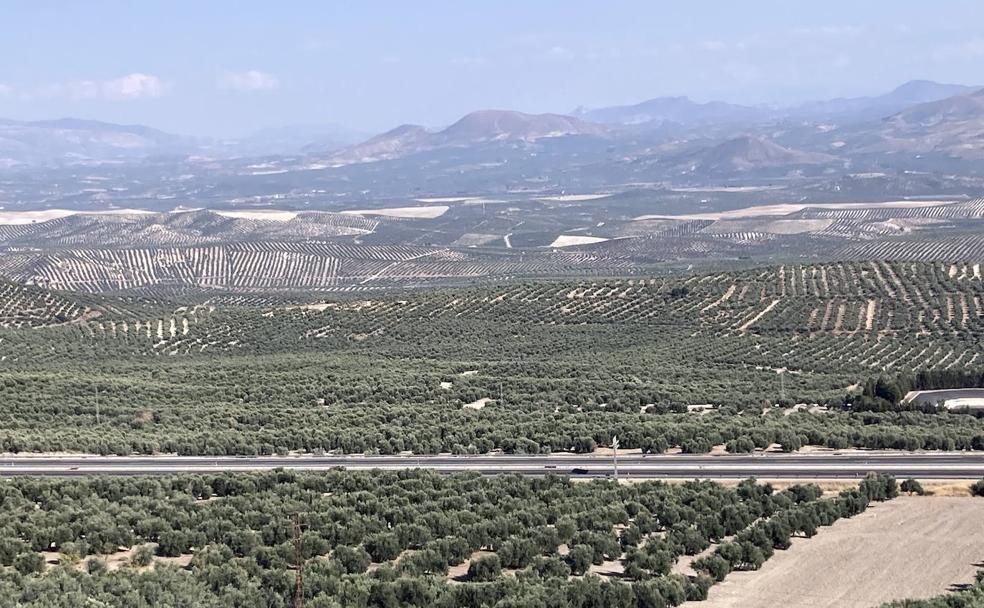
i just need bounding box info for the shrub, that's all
[467,554,501,581]
[131,544,155,567]
[13,552,44,575]
[900,479,925,496]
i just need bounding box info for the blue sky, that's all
[1,0,982,136]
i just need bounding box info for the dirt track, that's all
[684,497,984,608]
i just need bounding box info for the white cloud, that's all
[39,73,166,101]
[219,70,280,91]
[0,83,12,97]
[100,73,165,100]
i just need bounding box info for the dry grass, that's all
[683,497,984,608]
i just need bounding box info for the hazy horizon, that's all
[2,0,983,137]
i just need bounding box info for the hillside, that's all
[677,136,838,173]
[329,110,607,164]
[0,280,94,327]
[0,118,193,166]
[819,88,984,160]
[1,261,983,457]
[576,96,768,126]
[786,79,979,121]
[0,208,378,248]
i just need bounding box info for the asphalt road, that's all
[1,452,983,479]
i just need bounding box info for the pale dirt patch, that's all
[213,210,299,221]
[341,206,448,219]
[463,398,491,410]
[591,447,643,457]
[440,382,453,390]
[702,285,737,312]
[460,370,479,376]
[737,299,780,333]
[447,550,495,582]
[548,235,610,248]
[587,558,625,578]
[684,497,984,608]
[864,299,877,331]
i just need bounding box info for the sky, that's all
[1,0,983,137]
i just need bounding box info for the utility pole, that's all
[611,435,619,481]
[293,514,304,608]
[499,382,503,405]
[95,383,100,425]
[779,369,786,402]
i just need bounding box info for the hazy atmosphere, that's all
[2,0,983,135]
[1,4,983,608]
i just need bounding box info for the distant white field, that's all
[537,194,611,202]
[670,186,786,193]
[213,210,299,221]
[549,235,610,248]
[341,206,449,219]
[0,209,154,225]
[415,197,483,203]
[635,200,960,221]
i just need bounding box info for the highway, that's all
[1,452,983,479]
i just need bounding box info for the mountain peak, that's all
[440,109,606,142]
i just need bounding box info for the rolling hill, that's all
[0,118,194,166]
[328,110,608,164]
[676,135,839,173]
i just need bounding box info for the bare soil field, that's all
[684,497,984,608]
[0,209,154,224]
[213,210,299,221]
[549,235,610,247]
[341,205,449,219]
[537,194,611,202]
[634,199,959,221]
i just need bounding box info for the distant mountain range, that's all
[328,110,607,164]
[0,118,195,166]
[575,80,979,128]
[2,80,982,176]
[574,97,768,127]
